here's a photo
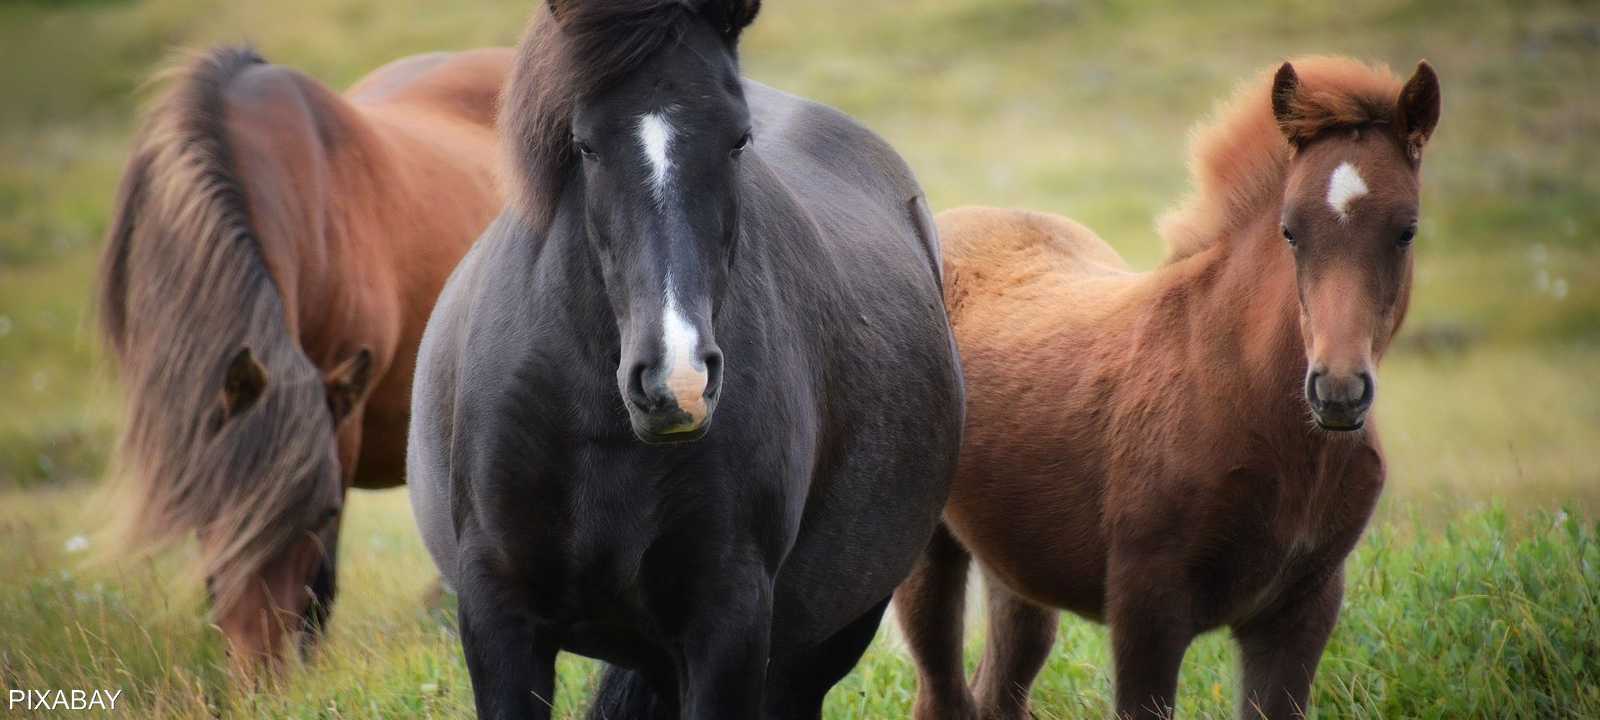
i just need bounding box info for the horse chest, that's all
[475,420,798,620]
[1216,520,1325,624]
[1201,459,1381,626]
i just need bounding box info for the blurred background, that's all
[1,0,1595,717]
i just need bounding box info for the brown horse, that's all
[895,57,1440,719]
[97,45,509,665]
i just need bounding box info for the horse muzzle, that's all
[1306,367,1374,432]
[623,347,723,444]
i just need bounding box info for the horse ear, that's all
[1271,62,1305,147]
[721,0,761,39]
[1396,60,1440,164]
[324,347,373,425]
[544,0,572,26]
[220,346,268,421]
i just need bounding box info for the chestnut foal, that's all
[896,57,1440,719]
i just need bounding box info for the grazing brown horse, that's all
[97,45,509,665]
[895,57,1440,719]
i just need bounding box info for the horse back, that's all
[939,207,1129,312]
[349,48,513,132]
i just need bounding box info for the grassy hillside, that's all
[0,0,1596,717]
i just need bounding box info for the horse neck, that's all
[1162,207,1311,432]
[544,199,626,361]
[234,89,405,372]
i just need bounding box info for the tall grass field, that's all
[2,0,1597,717]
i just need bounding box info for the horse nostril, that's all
[626,362,655,412]
[1305,370,1324,409]
[702,349,723,398]
[1307,368,1372,412]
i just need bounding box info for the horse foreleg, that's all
[762,594,892,720]
[457,551,557,720]
[1232,568,1343,720]
[678,561,774,720]
[894,522,979,720]
[972,577,1057,720]
[1107,561,1194,720]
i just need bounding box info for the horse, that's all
[97,45,510,666]
[405,1,964,717]
[894,57,1440,720]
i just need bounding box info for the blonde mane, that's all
[1157,56,1405,262]
[98,47,337,618]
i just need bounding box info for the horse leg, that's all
[587,664,680,720]
[894,522,979,720]
[762,594,892,720]
[457,554,558,720]
[972,578,1058,720]
[1232,570,1343,719]
[1107,563,1194,720]
[678,562,774,720]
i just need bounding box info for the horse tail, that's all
[585,664,672,720]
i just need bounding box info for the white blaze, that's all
[660,275,707,424]
[1326,161,1369,221]
[639,111,707,424]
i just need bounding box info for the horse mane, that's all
[1157,56,1405,262]
[97,46,336,616]
[502,0,735,233]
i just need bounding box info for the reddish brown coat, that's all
[98,48,511,665]
[896,56,1440,719]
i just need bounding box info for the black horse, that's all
[406,1,964,717]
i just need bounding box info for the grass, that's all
[0,0,1596,717]
[3,490,1594,718]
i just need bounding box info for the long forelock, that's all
[501,1,714,233]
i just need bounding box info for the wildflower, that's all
[63,534,90,553]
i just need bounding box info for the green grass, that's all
[3,490,1594,718]
[0,0,1596,716]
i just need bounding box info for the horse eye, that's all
[731,131,753,157]
[1398,226,1417,247]
[1281,225,1297,246]
[574,138,597,160]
